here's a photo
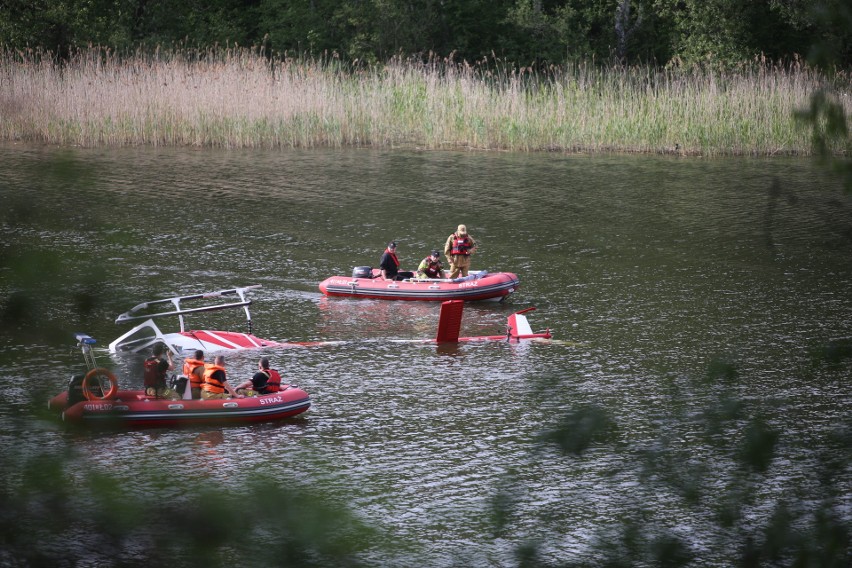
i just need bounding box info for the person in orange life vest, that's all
[379,240,414,281]
[144,342,181,400]
[417,249,445,279]
[182,350,205,399]
[235,356,283,396]
[201,355,244,400]
[443,224,477,279]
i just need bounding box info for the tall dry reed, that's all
[0,47,848,155]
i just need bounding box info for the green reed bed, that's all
[0,47,848,155]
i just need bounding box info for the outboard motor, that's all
[170,374,188,397]
[67,374,87,407]
[352,266,372,279]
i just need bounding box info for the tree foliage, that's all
[795,0,852,190]
[0,0,848,67]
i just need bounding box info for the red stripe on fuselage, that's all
[181,331,276,349]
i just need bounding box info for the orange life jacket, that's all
[202,363,227,393]
[143,356,166,389]
[450,235,473,255]
[182,358,205,388]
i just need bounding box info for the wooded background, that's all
[1,0,850,67]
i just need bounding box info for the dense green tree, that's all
[131,0,263,49]
[351,0,432,60]
[0,0,849,67]
[0,0,135,56]
[430,0,515,61]
[797,0,852,191]
[653,0,846,66]
[656,0,770,64]
[503,0,633,63]
[258,0,436,61]
[257,0,336,56]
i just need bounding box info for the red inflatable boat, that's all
[48,334,310,428]
[319,269,520,302]
[49,386,311,428]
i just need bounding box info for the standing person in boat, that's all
[444,224,477,279]
[201,355,244,400]
[379,240,414,281]
[182,350,205,399]
[144,342,181,400]
[235,356,283,396]
[417,249,446,279]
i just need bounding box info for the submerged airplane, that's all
[109,285,551,355]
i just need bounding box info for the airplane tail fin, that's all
[507,307,551,339]
[435,300,464,342]
[507,307,535,338]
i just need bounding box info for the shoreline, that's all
[0,137,814,159]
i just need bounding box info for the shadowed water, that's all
[1,143,850,565]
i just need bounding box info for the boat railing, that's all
[75,332,99,369]
[407,270,489,283]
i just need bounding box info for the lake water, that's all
[1,143,850,566]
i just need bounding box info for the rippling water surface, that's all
[1,144,850,565]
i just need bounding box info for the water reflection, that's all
[315,296,441,339]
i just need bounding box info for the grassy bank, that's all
[0,47,848,156]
